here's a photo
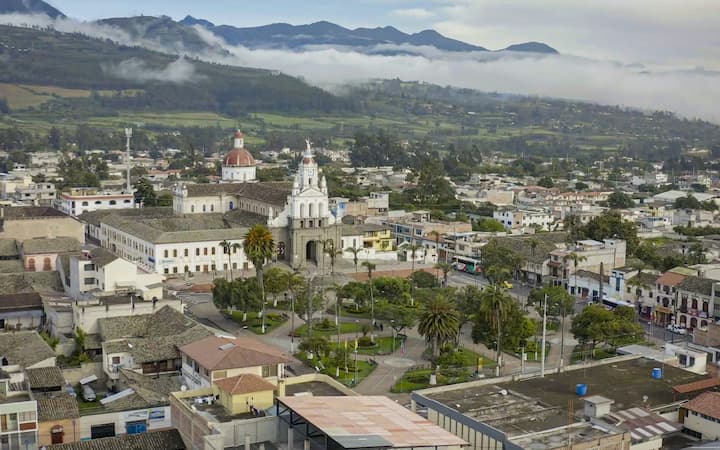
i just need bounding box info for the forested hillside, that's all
[0,25,347,114]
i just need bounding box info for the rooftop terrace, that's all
[424,357,705,437]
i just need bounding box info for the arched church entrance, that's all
[306,241,318,264]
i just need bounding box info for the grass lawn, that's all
[331,336,399,356]
[391,366,475,393]
[226,311,287,335]
[571,345,618,363]
[292,321,364,338]
[296,351,376,387]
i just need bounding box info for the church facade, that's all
[171,134,343,270]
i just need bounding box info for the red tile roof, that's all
[179,336,291,371]
[656,271,686,287]
[673,377,720,394]
[684,391,720,419]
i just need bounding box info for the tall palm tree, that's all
[218,240,232,280]
[406,242,422,301]
[345,247,363,276]
[280,270,305,344]
[418,296,459,359]
[435,262,452,287]
[568,252,587,298]
[362,261,377,342]
[322,239,342,275]
[243,224,275,333]
[478,267,514,374]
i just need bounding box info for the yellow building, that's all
[213,374,275,415]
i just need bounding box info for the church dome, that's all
[224,148,256,167]
[224,131,256,167]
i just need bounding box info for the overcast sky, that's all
[48,0,720,68]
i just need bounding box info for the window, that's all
[202,205,206,212]
[109,200,116,205]
[173,249,177,257]
[184,249,188,257]
[262,365,278,377]
[173,267,178,274]
[82,201,89,206]
[164,268,169,274]
[164,250,169,258]
[112,356,120,364]
[214,370,227,380]
[195,265,200,272]
[91,423,115,439]
[124,199,131,204]
[83,277,95,285]
[211,264,216,271]
[191,205,195,213]
[196,248,200,256]
[95,200,102,205]
[18,411,35,422]
[83,263,95,271]
[211,247,216,255]
[204,248,208,256]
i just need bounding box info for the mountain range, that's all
[2,0,558,56]
[179,16,558,55]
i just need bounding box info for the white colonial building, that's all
[58,187,135,217]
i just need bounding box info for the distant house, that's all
[681,391,720,440]
[99,306,212,388]
[179,335,291,390]
[0,206,84,243]
[20,236,80,272]
[0,292,44,330]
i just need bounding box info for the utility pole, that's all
[124,128,132,192]
[541,294,548,377]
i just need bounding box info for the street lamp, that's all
[390,319,396,353]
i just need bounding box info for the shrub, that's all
[357,336,374,348]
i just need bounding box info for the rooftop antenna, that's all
[124,128,132,192]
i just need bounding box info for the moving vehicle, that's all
[666,324,687,335]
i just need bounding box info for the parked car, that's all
[82,385,96,402]
[666,324,687,335]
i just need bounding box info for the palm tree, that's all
[280,270,305,344]
[435,262,452,287]
[418,296,459,359]
[362,261,377,342]
[243,224,275,333]
[406,242,422,302]
[345,247,363,276]
[322,239,342,275]
[219,240,232,280]
[568,252,587,298]
[478,267,514,375]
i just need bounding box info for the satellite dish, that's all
[181,385,188,391]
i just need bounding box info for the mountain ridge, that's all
[180,15,559,54]
[0,0,64,18]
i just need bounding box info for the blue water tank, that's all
[576,383,588,396]
[652,368,662,379]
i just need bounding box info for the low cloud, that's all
[2,13,720,123]
[102,57,202,84]
[205,42,720,123]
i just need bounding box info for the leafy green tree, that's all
[133,178,157,206]
[571,305,643,356]
[264,267,290,307]
[377,302,418,336]
[435,262,452,286]
[480,241,521,279]
[411,270,438,289]
[473,218,505,232]
[339,281,370,310]
[575,181,589,190]
[571,211,640,255]
[157,192,173,206]
[362,261,377,338]
[537,176,554,188]
[372,277,411,304]
[418,296,459,358]
[607,191,635,209]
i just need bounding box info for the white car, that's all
[666,324,687,335]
